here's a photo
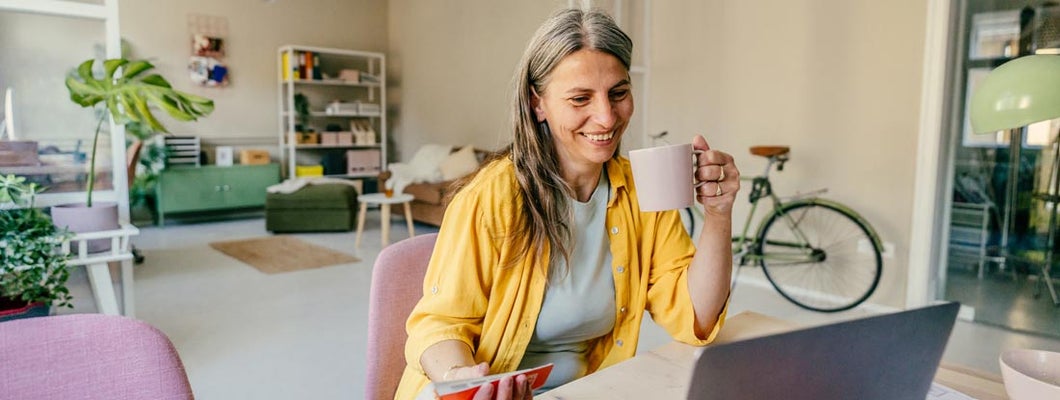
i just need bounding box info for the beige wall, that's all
[120,0,388,144]
[386,0,569,160]
[388,1,929,308]
[649,1,927,308]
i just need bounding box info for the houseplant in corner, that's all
[57,58,214,250]
[0,175,72,321]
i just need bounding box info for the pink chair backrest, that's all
[0,314,193,400]
[365,233,437,400]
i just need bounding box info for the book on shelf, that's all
[283,50,326,81]
[281,52,291,81]
[432,363,553,400]
[304,51,314,82]
[298,51,307,80]
[313,53,322,80]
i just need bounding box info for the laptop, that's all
[687,302,960,400]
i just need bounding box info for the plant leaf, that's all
[102,59,128,81]
[140,74,172,89]
[120,60,153,80]
[104,97,126,124]
[133,94,166,132]
[64,77,103,107]
[75,59,95,82]
[145,92,194,121]
[118,92,141,123]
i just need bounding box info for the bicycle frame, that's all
[732,157,883,267]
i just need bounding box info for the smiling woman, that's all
[395,7,739,400]
[531,49,634,200]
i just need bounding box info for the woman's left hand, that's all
[692,134,739,215]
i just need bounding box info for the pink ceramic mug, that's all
[629,143,702,212]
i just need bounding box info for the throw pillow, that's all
[406,144,453,183]
[439,146,480,181]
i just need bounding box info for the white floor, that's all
[56,215,1060,399]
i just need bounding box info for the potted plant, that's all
[57,58,214,247]
[0,175,72,322]
[125,121,168,223]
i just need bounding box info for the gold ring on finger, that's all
[715,183,723,197]
[718,168,725,182]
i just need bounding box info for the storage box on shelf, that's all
[296,164,324,177]
[240,149,270,165]
[321,132,354,146]
[346,149,381,175]
[164,136,201,167]
[277,45,387,181]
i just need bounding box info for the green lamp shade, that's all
[970,55,1060,134]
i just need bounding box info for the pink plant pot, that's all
[50,202,119,253]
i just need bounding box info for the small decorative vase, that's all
[378,170,393,197]
[0,297,49,322]
[50,201,120,253]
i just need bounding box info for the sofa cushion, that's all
[266,184,358,209]
[404,181,449,205]
[439,145,480,181]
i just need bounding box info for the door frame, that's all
[908,0,955,308]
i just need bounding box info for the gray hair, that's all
[506,8,633,269]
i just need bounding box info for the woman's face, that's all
[533,49,633,173]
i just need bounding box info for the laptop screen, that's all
[687,302,960,400]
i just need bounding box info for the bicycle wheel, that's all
[680,207,696,237]
[756,201,882,312]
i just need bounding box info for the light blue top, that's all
[517,172,616,392]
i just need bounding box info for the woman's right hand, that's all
[470,373,532,400]
[443,363,530,399]
[444,362,489,381]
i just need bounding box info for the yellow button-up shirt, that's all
[395,156,727,399]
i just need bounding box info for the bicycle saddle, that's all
[750,146,790,158]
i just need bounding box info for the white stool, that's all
[356,193,415,248]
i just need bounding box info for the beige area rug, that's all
[209,236,359,274]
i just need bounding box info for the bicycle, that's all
[727,145,884,312]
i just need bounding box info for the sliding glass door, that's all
[941,0,1060,337]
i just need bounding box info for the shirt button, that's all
[620,307,627,313]
[611,227,619,235]
[616,339,624,347]
[616,266,625,273]
[431,286,438,294]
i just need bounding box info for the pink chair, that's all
[0,314,193,400]
[365,233,437,400]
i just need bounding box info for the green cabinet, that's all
[156,164,280,226]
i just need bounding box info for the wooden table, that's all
[355,193,415,248]
[539,311,1008,399]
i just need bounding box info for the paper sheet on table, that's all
[926,382,977,400]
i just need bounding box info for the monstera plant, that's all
[65,58,215,206]
[58,58,214,247]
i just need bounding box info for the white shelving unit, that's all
[277,45,387,179]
